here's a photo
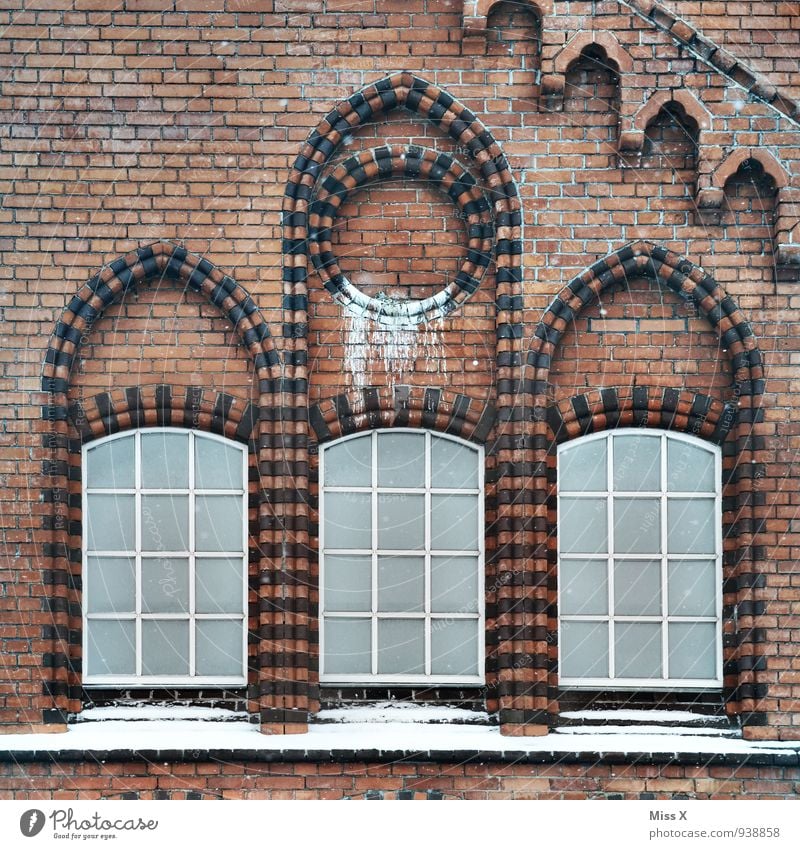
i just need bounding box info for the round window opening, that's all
[308,145,495,328]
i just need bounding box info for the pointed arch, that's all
[526,241,763,397]
[552,31,633,75]
[41,241,279,394]
[710,148,790,190]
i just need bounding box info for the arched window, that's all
[82,428,248,685]
[557,429,722,688]
[319,430,484,684]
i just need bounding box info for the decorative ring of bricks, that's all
[307,144,494,327]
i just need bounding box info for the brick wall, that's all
[1,0,799,793]
[1,758,798,800]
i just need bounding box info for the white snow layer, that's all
[0,706,797,756]
[559,710,727,724]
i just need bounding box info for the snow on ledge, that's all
[75,706,247,723]
[0,719,798,757]
[559,710,727,724]
[314,702,490,725]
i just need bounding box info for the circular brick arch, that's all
[526,241,764,401]
[282,71,523,338]
[308,144,494,326]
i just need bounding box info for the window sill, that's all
[1,706,798,767]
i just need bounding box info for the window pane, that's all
[667,439,715,492]
[560,621,608,678]
[141,557,189,614]
[324,435,371,487]
[431,436,478,489]
[195,495,242,552]
[614,559,661,616]
[195,435,242,490]
[196,557,245,614]
[377,432,424,488]
[560,440,607,492]
[324,555,371,613]
[614,622,662,678]
[614,498,660,554]
[430,494,478,551]
[559,498,607,554]
[324,617,371,674]
[377,618,425,675]
[195,620,243,677]
[378,493,424,550]
[141,431,188,489]
[669,622,716,679]
[560,559,608,615]
[613,434,660,492]
[378,556,424,612]
[431,555,479,613]
[141,620,189,676]
[86,557,135,614]
[667,498,716,554]
[86,619,135,675]
[324,492,371,549]
[431,619,479,676]
[86,436,134,489]
[86,494,135,551]
[141,495,189,551]
[668,559,716,617]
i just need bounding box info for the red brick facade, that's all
[2,0,800,798]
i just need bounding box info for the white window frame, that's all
[319,429,485,686]
[557,428,723,690]
[82,428,249,687]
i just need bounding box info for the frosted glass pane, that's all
[324,617,371,674]
[195,436,242,490]
[324,554,371,612]
[141,431,188,489]
[615,622,662,678]
[195,495,242,552]
[196,557,245,614]
[431,619,479,676]
[613,434,660,492]
[560,621,608,678]
[560,559,607,615]
[377,432,424,488]
[668,440,715,492]
[669,622,716,679]
[142,495,189,551]
[378,556,424,612]
[559,498,607,554]
[560,439,607,492]
[196,620,243,677]
[378,618,425,675]
[431,556,479,613]
[668,498,716,554]
[86,619,135,675]
[86,436,134,489]
[614,498,660,554]
[378,494,424,550]
[87,494,135,551]
[431,436,478,489]
[431,494,478,551]
[614,559,661,616]
[324,436,371,487]
[142,620,189,676]
[87,557,135,614]
[668,559,716,616]
[142,557,189,614]
[324,492,372,550]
